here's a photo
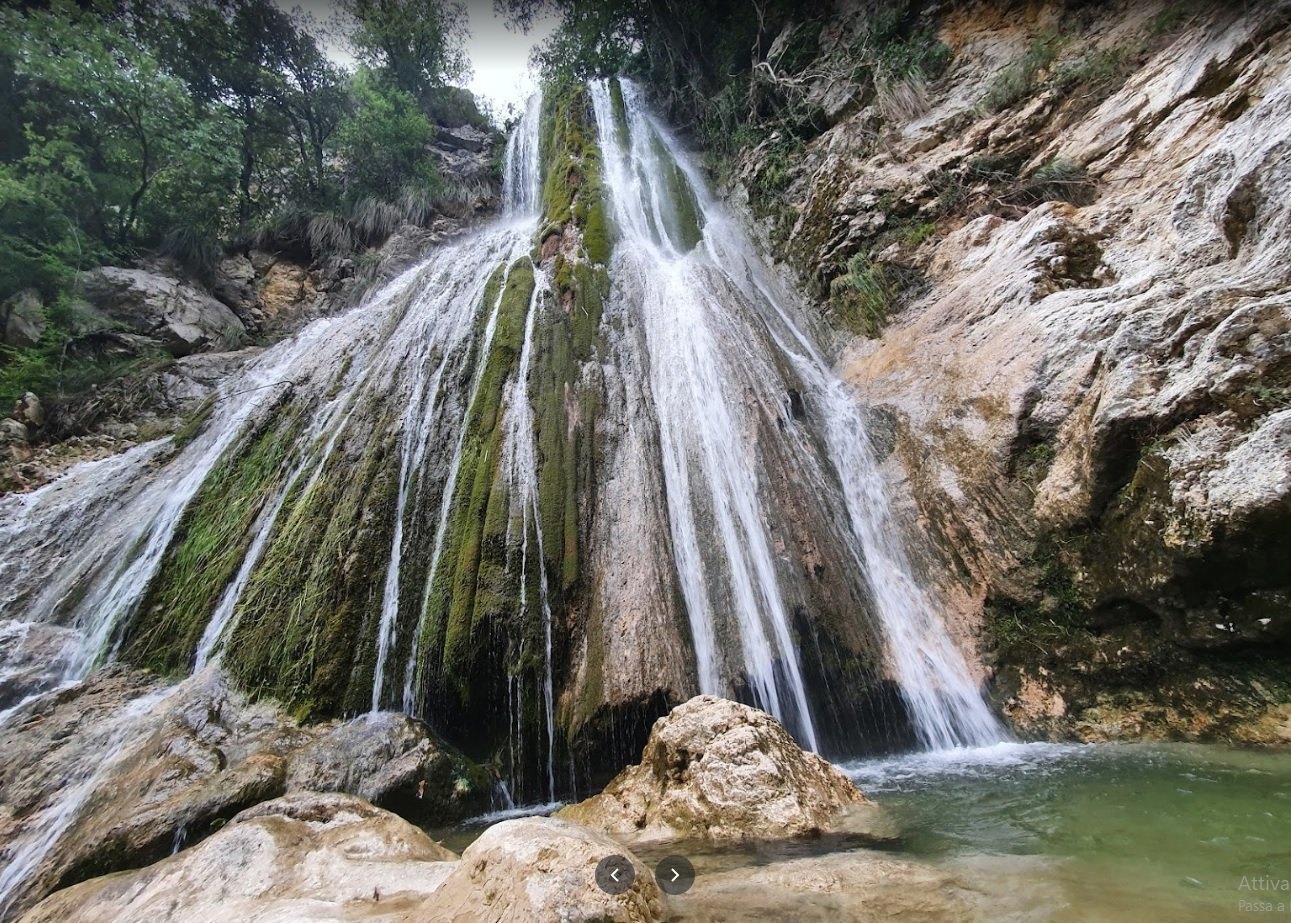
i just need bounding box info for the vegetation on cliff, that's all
[0,0,493,406]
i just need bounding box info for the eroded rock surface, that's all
[559,696,878,842]
[15,792,456,923]
[406,817,663,923]
[78,267,247,357]
[732,0,1291,741]
[0,668,490,918]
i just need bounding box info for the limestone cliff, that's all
[720,0,1291,743]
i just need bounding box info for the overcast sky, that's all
[279,1,556,118]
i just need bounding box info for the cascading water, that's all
[590,78,1003,750]
[0,684,173,918]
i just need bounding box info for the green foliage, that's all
[829,252,891,338]
[1021,158,1095,205]
[341,0,470,102]
[336,68,441,203]
[1049,47,1135,98]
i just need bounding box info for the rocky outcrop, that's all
[1,290,46,349]
[558,696,881,842]
[411,817,664,923]
[77,267,246,357]
[729,0,1291,741]
[0,668,491,918]
[16,792,458,923]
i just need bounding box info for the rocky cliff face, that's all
[726,0,1291,742]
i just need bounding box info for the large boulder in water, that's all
[77,266,246,356]
[15,792,457,923]
[557,695,881,842]
[403,817,664,923]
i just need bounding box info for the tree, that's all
[271,17,348,203]
[341,0,470,104]
[157,0,304,225]
[0,2,234,249]
[335,67,439,202]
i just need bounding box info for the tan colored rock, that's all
[558,695,877,842]
[668,849,1066,923]
[404,817,663,923]
[15,792,456,923]
[258,259,317,323]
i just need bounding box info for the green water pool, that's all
[436,741,1291,921]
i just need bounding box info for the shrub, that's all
[159,225,221,285]
[1020,158,1095,205]
[830,252,892,337]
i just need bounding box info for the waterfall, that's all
[592,78,1002,750]
[499,267,558,798]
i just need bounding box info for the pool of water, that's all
[840,741,1291,920]
[431,742,1291,920]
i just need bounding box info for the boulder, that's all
[13,392,44,431]
[77,266,246,356]
[557,695,879,842]
[404,817,664,923]
[0,668,490,917]
[211,254,260,324]
[285,712,493,825]
[16,793,457,923]
[1,289,46,348]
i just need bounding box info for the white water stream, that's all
[591,79,1002,750]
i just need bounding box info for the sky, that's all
[461,4,557,118]
[280,1,556,119]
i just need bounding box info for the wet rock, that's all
[15,792,457,923]
[0,622,79,712]
[77,267,246,357]
[670,850,1065,923]
[0,668,489,917]
[404,817,664,923]
[1,289,46,348]
[285,712,492,825]
[558,695,879,842]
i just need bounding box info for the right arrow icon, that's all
[654,855,695,895]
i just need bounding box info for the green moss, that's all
[829,252,892,337]
[121,407,302,673]
[570,263,608,361]
[418,260,534,705]
[222,398,402,719]
[539,80,614,265]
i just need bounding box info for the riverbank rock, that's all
[669,850,1065,923]
[77,266,246,357]
[558,695,878,842]
[405,817,664,923]
[0,668,491,917]
[15,792,457,923]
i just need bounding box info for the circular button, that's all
[654,855,695,895]
[595,854,636,895]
